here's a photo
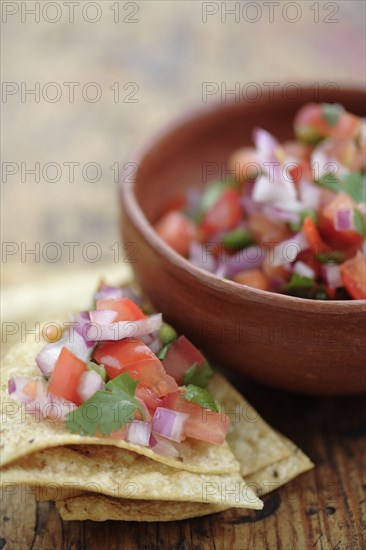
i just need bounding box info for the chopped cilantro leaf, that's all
[286,274,315,290]
[222,228,254,251]
[316,251,346,264]
[321,103,344,126]
[184,384,218,412]
[157,343,171,361]
[159,323,177,345]
[315,172,365,204]
[65,372,144,436]
[183,361,213,388]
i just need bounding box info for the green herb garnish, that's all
[183,361,213,389]
[316,251,346,264]
[353,208,366,237]
[286,273,315,290]
[183,384,218,412]
[289,209,317,232]
[157,343,171,361]
[221,227,254,251]
[321,103,344,126]
[159,323,177,346]
[65,373,144,436]
[315,171,366,204]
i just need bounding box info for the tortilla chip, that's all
[0,340,239,475]
[0,445,263,510]
[208,374,294,476]
[56,494,230,522]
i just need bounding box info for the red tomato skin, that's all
[248,212,291,248]
[94,339,178,397]
[302,216,328,254]
[318,193,362,251]
[48,348,87,405]
[161,391,230,445]
[200,188,242,239]
[295,103,360,140]
[96,297,146,322]
[163,336,205,385]
[154,210,196,257]
[340,254,366,299]
[136,386,163,412]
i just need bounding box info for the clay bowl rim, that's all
[120,86,365,315]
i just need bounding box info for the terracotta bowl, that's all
[120,87,366,395]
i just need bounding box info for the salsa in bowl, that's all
[155,103,365,301]
[120,87,366,395]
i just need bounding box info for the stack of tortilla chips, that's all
[0,339,313,522]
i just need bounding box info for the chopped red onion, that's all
[322,264,343,289]
[86,313,162,342]
[89,310,118,325]
[127,420,152,447]
[46,395,77,421]
[149,433,179,458]
[189,241,216,272]
[253,127,280,163]
[299,180,321,210]
[8,376,46,404]
[263,205,300,224]
[95,285,143,307]
[77,370,105,403]
[73,312,94,347]
[252,174,297,205]
[272,233,309,266]
[216,245,264,278]
[293,261,316,279]
[95,285,124,301]
[152,407,188,442]
[148,339,162,354]
[334,209,353,231]
[311,140,349,180]
[240,195,260,216]
[35,330,92,377]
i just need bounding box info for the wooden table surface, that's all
[1,363,365,550]
[2,2,365,548]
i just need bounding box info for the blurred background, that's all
[1,0,365,352]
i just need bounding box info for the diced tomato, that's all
[288,160,313,185]
[163,336,205,385]
[48,347,87,406]
[94,339,178,397]
[319,192,362,250]
[232,268,270,290]
[96,297,146,322]
[295,103,361,141]
[229,146,260,182]
[340,254,366,299]
[136,386,163,413]
[154,210,196,257]
[200,188,242,239]
[161,391,230,445]
[248,212,291,247]
[160,194,187,215]
[302,216,328,254]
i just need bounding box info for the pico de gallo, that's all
[7,284,230,455]
[155,103,366,300]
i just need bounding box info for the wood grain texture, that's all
[1,371,365,550]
